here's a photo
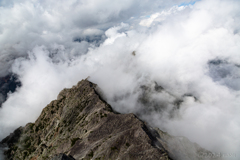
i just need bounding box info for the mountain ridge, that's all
[0,79,219,160]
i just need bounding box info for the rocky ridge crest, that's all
[1,79,219,160]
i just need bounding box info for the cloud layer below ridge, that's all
[0,0,240,159]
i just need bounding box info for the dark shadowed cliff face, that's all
[0,80,220,160]
[0,74,21,107]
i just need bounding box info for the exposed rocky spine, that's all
[1,80,171,160]
[1,79,220,160]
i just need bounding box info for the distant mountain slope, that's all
[0,74,21,107]
[1,80,220,160]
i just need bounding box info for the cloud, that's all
[0,0,192,76]
[0,0,240,159]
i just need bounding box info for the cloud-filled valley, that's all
[0,0,240,159]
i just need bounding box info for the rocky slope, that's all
[1,79,220,160]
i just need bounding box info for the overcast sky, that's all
[0,0,240,159]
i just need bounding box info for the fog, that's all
[0,0,239,159]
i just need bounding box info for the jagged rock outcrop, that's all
[1,80,171,160]
[1,79,220,160]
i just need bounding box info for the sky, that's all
[0,0,240,159]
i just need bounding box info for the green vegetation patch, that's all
[71,138,80,147]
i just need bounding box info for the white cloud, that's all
[0,0,240,159]
[1,0,188,76]
[139,5,187,27]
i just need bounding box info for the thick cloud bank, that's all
[0,0,240,159]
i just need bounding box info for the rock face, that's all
[1,80,171,160]
[1,79,220,160]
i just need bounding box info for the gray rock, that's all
[1,127,23,147]
[1,79,219,160]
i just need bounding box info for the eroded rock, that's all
[0,80,171,160]
[1,79,219,160]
